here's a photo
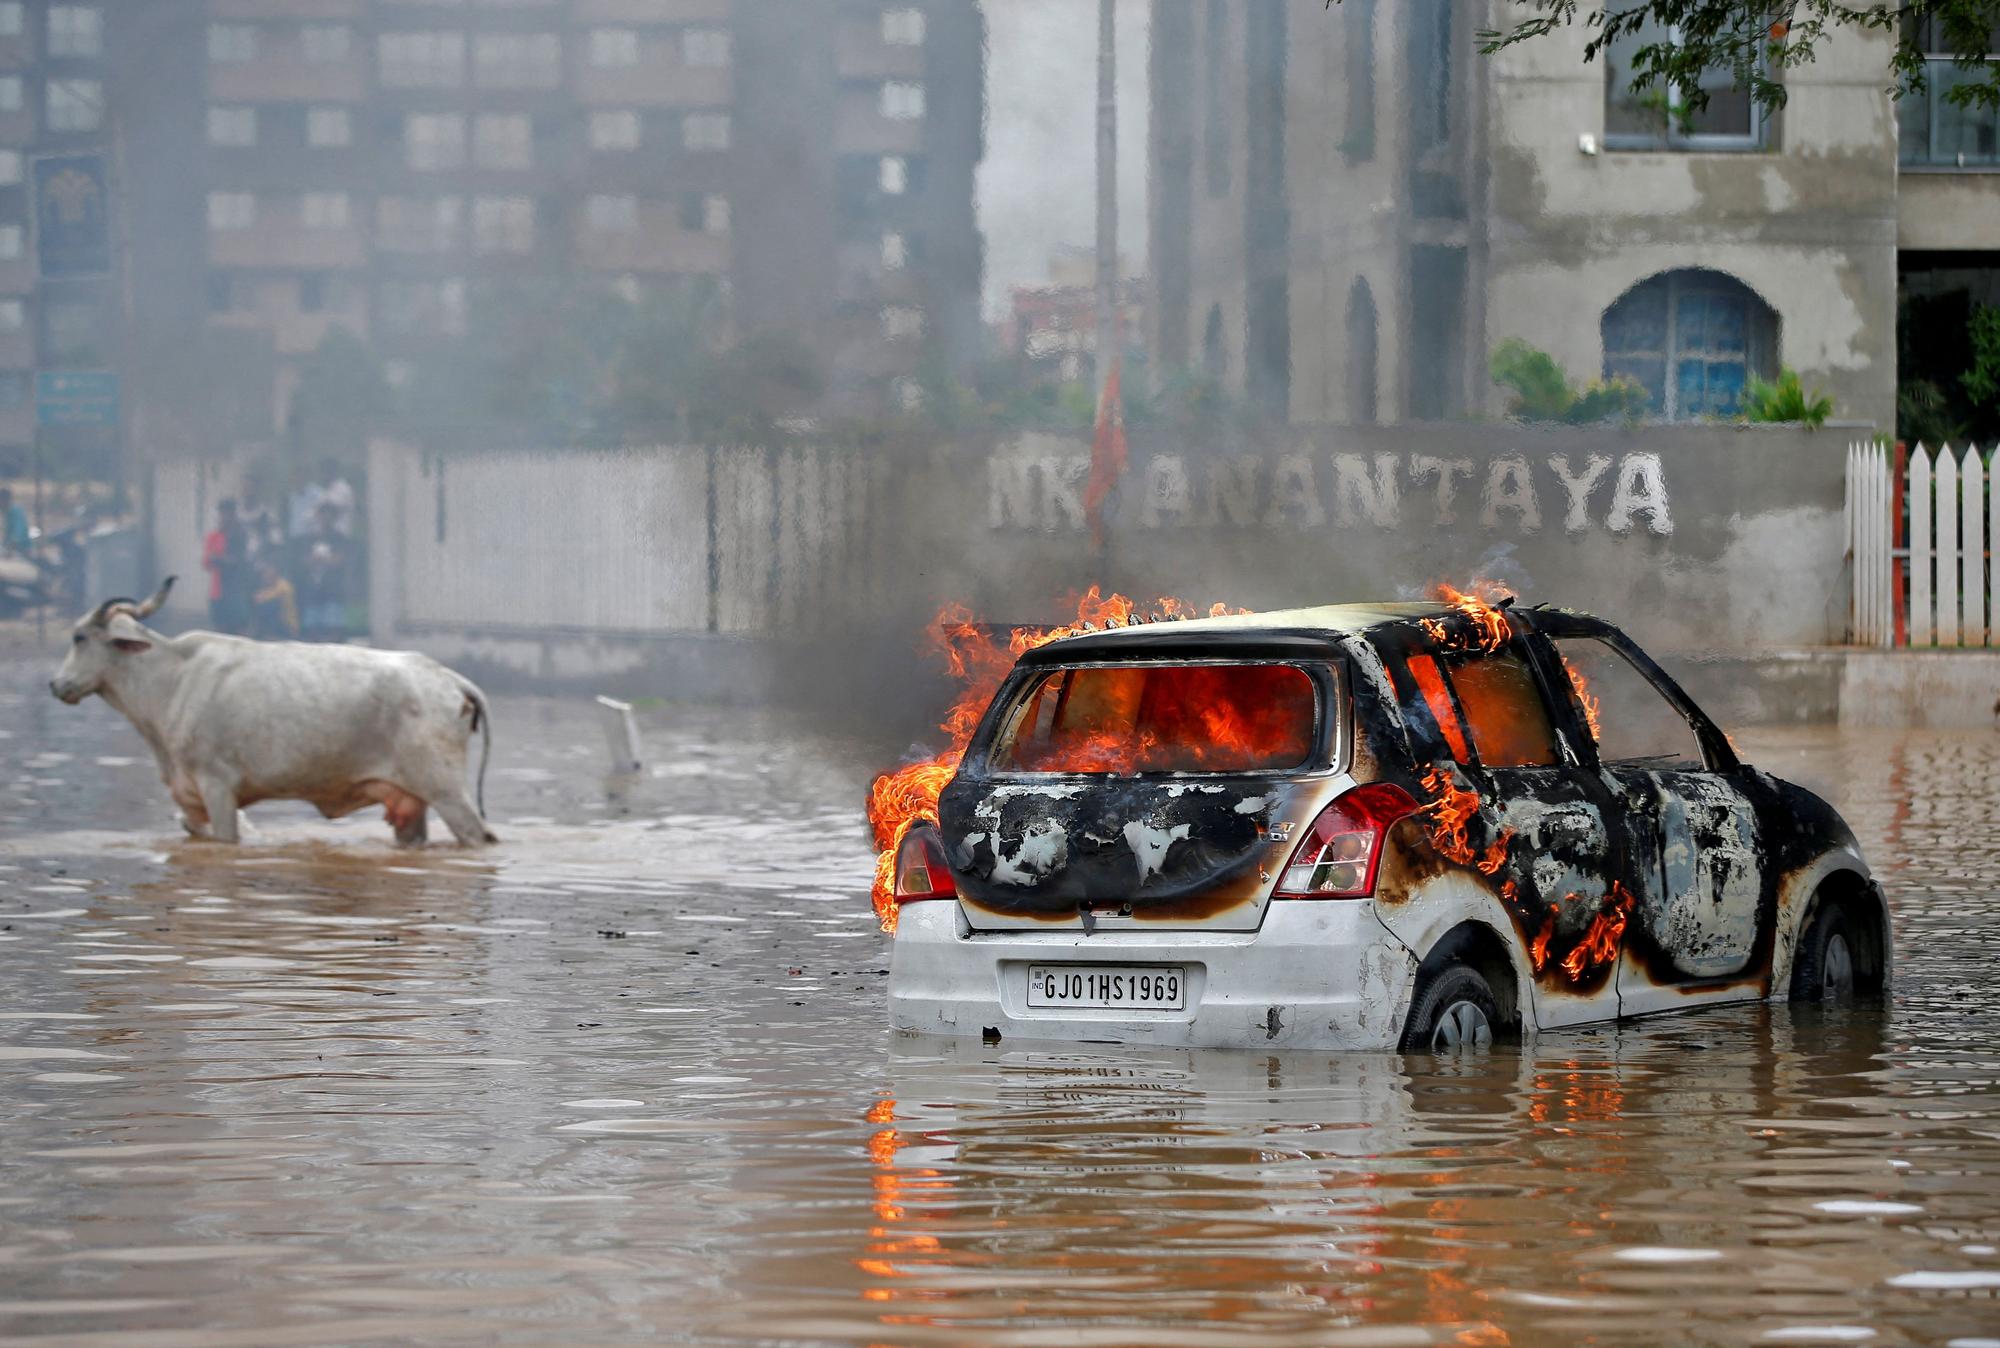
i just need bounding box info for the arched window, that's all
[1602,269,1776,420]
[1345,278,1377,424]
[1202,303,1225,381]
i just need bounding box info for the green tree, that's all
[1333,2,2000,115]
[1489,338,1650,424]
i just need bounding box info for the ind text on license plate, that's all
[1027,964,1187,1010]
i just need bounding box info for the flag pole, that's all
[1093,0,1117,580]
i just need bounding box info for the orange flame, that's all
[1559,882,1635,981]
[1562,656,1602,742]
[1418,765,1513,876]
[1528,910,1557,972]
[1419,581,1515,653]
[866,588,1249,932]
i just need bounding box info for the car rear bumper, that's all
[888,899,1419,1051]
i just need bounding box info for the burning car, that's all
[881,593,1889,1052]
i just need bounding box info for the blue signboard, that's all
[34,154,111,279]
[37,371,118,427]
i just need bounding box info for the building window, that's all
[0,77,20,111]
[590,109,640,150]
[0,4,22,37]
[406,113,466,170]
[879,155,908,194]
[1898,16,2000,166]
[47,5,100,57]
[881,80,925,121]
[683,27,729,67]
[301,191,349,230]
[473,31,559,88]
[881,231,906,270]
[585,192,636,232]
[882,305,923,339]
[472,195,534,253]
[307,106,351,147]
[1602,269,1777,420]
[473,112,532,169]
[377,195,461,252]
[683,112,730,151]
[45,79,102,132]
[207,191,256,231]
[589,27,637,66]
[1605,20,1764,150]
[0,151,19,184]
[1345,278,1377,425]
[703,193,729,234]
[207,106,257,147]
[0,298,23,330]
[882,7,925,46]
[301,23,350,63]
[379,31,465,87]
[0,223,19,259]
[43,296,104,364]
[208,23,256,62]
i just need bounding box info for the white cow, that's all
[50,577,497,846]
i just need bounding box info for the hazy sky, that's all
[977,0,1151,321]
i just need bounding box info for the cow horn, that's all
[132,575,176,619]
[88,596,139,627]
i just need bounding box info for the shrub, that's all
[1489,338,1648,425]
[1741,367,1834,429]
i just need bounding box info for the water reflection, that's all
[1,698,1997,1345]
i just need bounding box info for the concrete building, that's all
[13,0,983,469]
[1148,1,2000,432]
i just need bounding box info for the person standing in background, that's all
[251,558,299,640]
[202,498,251,634]
[0,486,29,556]
[297,500,349,642]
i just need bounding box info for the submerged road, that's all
[2,658,1999,1346]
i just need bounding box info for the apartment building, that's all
[13,0,980,469]
[1150,0,2000,432]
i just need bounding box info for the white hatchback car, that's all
[886,601,1889,1052]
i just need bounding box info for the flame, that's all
[865,587,1249,933]
[1419,581,1515,653]
[1418,765,1512,876]
[1528,910,1556,972]
[1559,882,1635,981]
[1561,655,1602,741]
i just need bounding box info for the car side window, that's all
[1404,653,1472,763]
[1442,651,1561,768]
[1553,637,1705,767]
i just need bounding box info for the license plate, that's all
[1027,964,1187,1010]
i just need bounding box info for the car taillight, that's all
[1274,783,1420,899]
[893,827,957,902]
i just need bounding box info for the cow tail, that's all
[460,678,492,816]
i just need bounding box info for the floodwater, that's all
[2,662,1999,1348]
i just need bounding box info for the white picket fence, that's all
[1847,441,1997,647]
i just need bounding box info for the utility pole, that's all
[1094,0,1118,386]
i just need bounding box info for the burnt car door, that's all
[1536,619,1768,1017]
[1374,622,1626,1030]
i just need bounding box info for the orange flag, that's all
[1084,355,1126,548]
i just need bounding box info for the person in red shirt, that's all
[201,499,250,634]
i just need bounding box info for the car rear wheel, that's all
[1400,962,1503,1054]
[1791,901,1860,1003]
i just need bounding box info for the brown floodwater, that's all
[2,666,1999,1346]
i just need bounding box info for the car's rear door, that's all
[1538,623,1769,1017]
[1374,625,1626,1031]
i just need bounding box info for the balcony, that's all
[1900,59,2000,168]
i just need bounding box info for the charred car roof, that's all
[1017,602,1455,665]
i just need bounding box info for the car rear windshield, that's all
[990,662,1319,774]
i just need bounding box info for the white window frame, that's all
[45,78,102,132]
[406,112,466,170]
[472,195,534,254]
[683,111,730,151]
[0,151,20,185]
[682,27,729,67]
[881,80,924,121]
[207,106,257,147]
[881,231,906,270]
[879,155,907,194]
[589,27,637,67]
[0,77,20,112]
[206,191,256,231]
[882,304,923,339]
[301,191,351,230]
[1603,21,1766,153]
[585,192,637,232]
[306,106,352,147]
[589,109,640,151]
[702,193,729,235]
[473,31,560,88]
[0,298,23,330]
[881,7,925,47]
[0,4,23,38]
[47,4,100,57]
[0,224,22,259]
[379,30,466,87]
